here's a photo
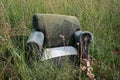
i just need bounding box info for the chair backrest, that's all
[33,14,80,48]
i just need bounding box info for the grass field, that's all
[0,0,120,80]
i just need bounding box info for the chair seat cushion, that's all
[42,46,78,60]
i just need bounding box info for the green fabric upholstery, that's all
[33,14,80,48]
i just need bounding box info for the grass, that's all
[0,0,120,80]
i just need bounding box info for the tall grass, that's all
[0,0,120,80]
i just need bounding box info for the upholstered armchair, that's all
[25,14,93,65]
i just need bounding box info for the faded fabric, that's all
[33,14,80,48]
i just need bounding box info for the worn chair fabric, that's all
[33,14,80,47]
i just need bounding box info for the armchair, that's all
[25,14,93,66]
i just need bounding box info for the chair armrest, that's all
[74,30,93,59]
[26,31,44,50]
[74,31,93,44]
[25,31,44,64]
